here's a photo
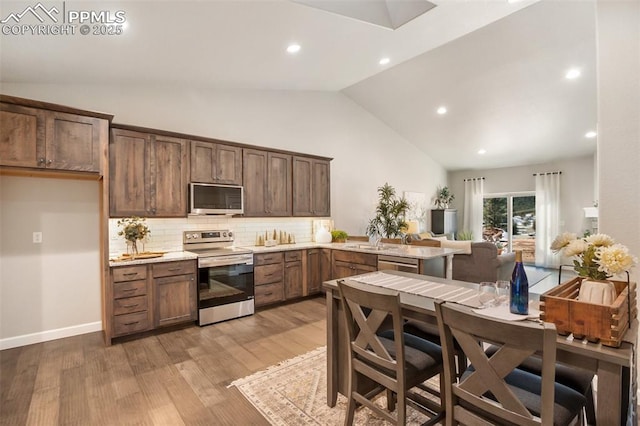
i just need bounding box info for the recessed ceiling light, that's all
[565,68,581,79]
[478,149,487,155]
[437,106,447,115]
[585,131,597,138]
[379,57,390,65]
[286,44,301,54]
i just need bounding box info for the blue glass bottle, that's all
[510,250,529,315]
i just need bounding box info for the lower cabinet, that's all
[284,250,303,299]
[254,252,285,307]
[109,259,197,342]
[308,248,331,294]
[331,250,377,279]
[152,261,197,327]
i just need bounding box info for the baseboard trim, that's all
[0,321,103,350]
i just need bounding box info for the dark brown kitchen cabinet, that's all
[110,127,189,217]
[153,260,197,327]
[308,248,331,295]
[190,140,242,185]
[254,252,285,307]
[292,156,330,217]
[110,265,152,338]
[331,250,377,279]
[108,259,197,343]
[243,149,291,217]
[0,102,107,172]
[284,250,303,299]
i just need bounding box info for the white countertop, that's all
[109,250,198,267]
[243,242,460,260]
[108,242,459,267]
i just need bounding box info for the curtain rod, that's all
[532,171,562,176]
[463,177,485,181]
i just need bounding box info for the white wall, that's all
[0,176,101,347]
[448,154,596,237]
[0,83,447,237]
[596,1,640,284]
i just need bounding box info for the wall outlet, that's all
[33,232,42,244]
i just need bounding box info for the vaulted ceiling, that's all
[0,0,597,170]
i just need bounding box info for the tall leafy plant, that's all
[366,183,410,238]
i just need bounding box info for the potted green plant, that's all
[366,183,409,239]
[117,216,150,256]
[434,186,454,209]
[331,230,348,243]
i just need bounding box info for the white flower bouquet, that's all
[551,233,637,280]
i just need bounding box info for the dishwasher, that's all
[377,255,420,273]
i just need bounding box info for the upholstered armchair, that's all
[451,242,515,283]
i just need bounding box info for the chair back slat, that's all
[435,300,558,426]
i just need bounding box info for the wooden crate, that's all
[539,277,637,347]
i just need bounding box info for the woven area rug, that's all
[229,346,439,425]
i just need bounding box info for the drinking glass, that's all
[496,280,510,306]
[478,282,497,308]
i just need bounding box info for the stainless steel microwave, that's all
[189,183,244,215]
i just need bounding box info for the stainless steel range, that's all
[183,230,254,326]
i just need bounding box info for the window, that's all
[483,193,536,263]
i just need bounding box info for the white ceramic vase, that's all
[578,279,617,305]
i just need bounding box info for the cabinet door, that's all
[155,273,196,327]
[110,129,151,216]
[332,260,357,279]
[311,159,331,216]
[45,111,103,172]
[321,248,332,283]
[150,134,189,217]
[284,261,303,299]
[307,249,322,294]
[190,140,217,183]
[243,149,268,216]
[0,103,45,168]
[293,156,331,216]
[267,152,291,216]
[216,143,242,185]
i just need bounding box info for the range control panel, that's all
[183,230,234,244]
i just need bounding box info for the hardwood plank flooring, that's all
[0,297,327,426]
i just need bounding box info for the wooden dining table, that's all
[323,270,637,425]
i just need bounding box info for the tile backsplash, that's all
[108,216,318,256]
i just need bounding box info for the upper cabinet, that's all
[292,156,331,217]
[110,127,188,217]
[190,140,242,185]
[243,149,292,216]
[0,99,109,173]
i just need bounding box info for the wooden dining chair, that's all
[434,300,587,426]
[337,279,444,425]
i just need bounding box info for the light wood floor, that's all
[0,296,327,426]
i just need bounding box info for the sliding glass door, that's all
[483,193,536,263]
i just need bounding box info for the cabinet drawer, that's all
[255,282,284,307]
[113,279,147,299]
[255,263,283,285]
[285,250,303,262]
[332,250,378,267]
[254,252,284,266]
[113,311,150,336]
[113,295,148,315]
[152,260,196,278]
[112,265,147,282]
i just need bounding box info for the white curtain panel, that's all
[535,173,561,268]
[463,178,484,241]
